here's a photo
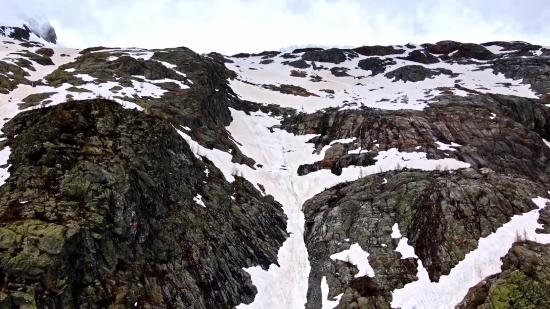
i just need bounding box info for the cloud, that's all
[1,0,549,54]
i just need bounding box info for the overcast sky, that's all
[2,0,549,55]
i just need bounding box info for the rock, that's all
[303,169,548,309]
[357,57,396,75]
[262,84,318,97]
[18,92,57,110]
[400,50,440,64]
[280,53,298,59]
[0,99,288,308]
[292,47,324,53]
[282,59,311,69]
[457,241,550,308]
[422,40,462,54]
[353,45,406,56]
[452,43,495,60]
[290,70,307,77]
[35,48,54,57]
[330,67,350,77]
[207,52,234,63]
[259,59,274,65]
[301,48,348,64]
[384,65,458,82]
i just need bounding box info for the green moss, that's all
[66,86,92,93]
[44,70,85,88]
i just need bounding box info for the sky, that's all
[1,0,549,55]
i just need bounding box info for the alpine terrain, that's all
[1,19,550,309]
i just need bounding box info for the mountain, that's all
[0,25,550,309]
[0,15,57,44]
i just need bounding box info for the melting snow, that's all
[330,243,375,278]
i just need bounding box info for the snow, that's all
[193,194,206,207]
[391,195,550,309]
[435,141,461,151]
[329,138,356,145]
[490,112,496,119]
[391,223,402,238]
[330,243,375,278]
[395,238,418,259]
[543,139,550,149]
[74,74,96,82]
[320,276,343,309]
[0,146,10,187]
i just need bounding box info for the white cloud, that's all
[1,0,549,54]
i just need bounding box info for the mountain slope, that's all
[1,28,550,308]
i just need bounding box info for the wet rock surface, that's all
[0,99,287,308]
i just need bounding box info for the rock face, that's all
[0,99,287,308]
[457,241,550,308]
[303,169,547,309]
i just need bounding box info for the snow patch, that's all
[320,276,343,309]
[0,146,10,187]
[391,223,402,238]
[193,194,206,207]
[330,243,375,278]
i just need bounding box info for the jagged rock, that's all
[384,65,459,82]
[282,59,311,69]
[490,57,550,95]
[259,59,274,65]
[400,50,440,64]
[422,40,462,54]
[0,99,287,308]
[330,67,350,77]
[452,43,495,60]
[457,241,550,308]
[353,45,406,56]
[303,169,548,309]
[357,57,396,75]
[0,25,31,42]
[301,48,348,64]
[207,52,234,63]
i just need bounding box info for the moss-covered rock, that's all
[0,99,287,308]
